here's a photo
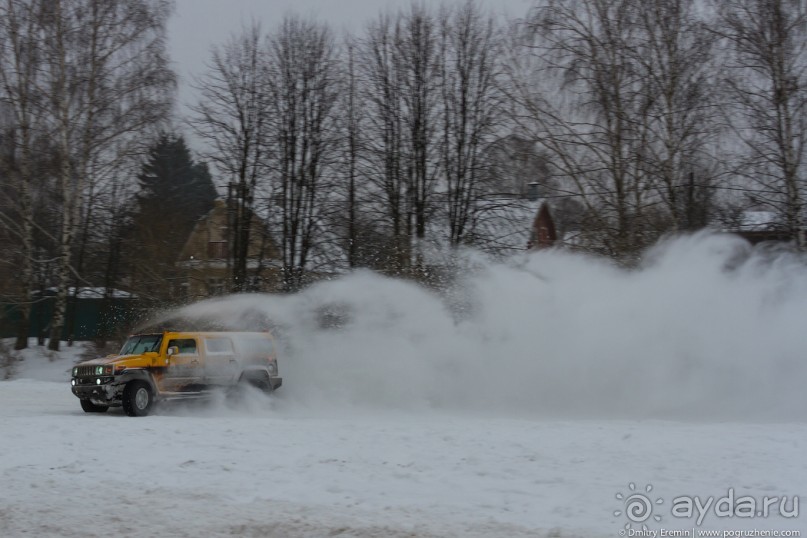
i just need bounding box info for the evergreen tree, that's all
[137,133,217,227]
[131,133,217,301]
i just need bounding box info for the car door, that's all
[203,336,239,386]
[160,337,202,392]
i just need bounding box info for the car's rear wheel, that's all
[242,370,272,391]
[122,381,153,417]
[80,399,108,413]
[228,371,271,403]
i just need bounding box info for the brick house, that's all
[527,202,558,250]
[175,199,280,299]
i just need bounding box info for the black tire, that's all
[228,371,270,404]
[122,380,153,417]
[80,399,108,413]
[243,370,272,392]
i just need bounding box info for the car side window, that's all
[167,338,197,354]
[205,338,233,354]
[241,338,274,360]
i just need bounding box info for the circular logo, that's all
[614,483,663,530]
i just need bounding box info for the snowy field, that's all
[1,234,806,537]
[1,376,805,537]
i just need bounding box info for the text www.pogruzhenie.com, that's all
[622,529,801,537]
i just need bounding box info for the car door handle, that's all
[229,359,237,363]
[191,359,199,364]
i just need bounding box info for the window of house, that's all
[207,241,229,259]
[526,182,540,201]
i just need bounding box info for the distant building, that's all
[729,210,804,245]
[527,203,558,250]
[176,199,281,299]
[463,196,577,256]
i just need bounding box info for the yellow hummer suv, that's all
[70,331,282,416]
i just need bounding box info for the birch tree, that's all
[717,0,807,246]
[513,0,665,257]
[0,0,48,349]
[635,0,720,231]
[42,0,174,350]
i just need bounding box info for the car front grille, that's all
[76,365,96,377]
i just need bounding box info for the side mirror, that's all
[167,346,179,356]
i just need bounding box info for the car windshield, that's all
[119,335,162,355]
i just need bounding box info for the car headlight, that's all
[95,366,104,375]
[72,367,78,377]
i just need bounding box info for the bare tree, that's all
[190,23,268,292]
[717,0,807,246]
[398,4,441,263]
[359,13,409,272]
[41,0,174,350]
[265,16,341,291]
[635,0,720,231]
[438,0,501,246]
[359,6,441,274]
[511,0,667,258]
[339,36,363,268]
[0,0,48,349]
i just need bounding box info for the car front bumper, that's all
[71,380,124,405]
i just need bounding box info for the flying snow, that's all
[161,232,807,420]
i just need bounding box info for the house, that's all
[527,202,558,249]
[176,199,281,299]
[731,210,802,245]
[465,195,578,256]
[719,210,806,247]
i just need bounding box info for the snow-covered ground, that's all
[2,372,805,537]
[2,234,806,537]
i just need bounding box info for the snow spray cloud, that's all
[163,232,807,420]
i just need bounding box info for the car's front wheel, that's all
[122,381,153,417]
[80,399,108,413]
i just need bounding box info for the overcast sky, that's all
[167,0,533,131]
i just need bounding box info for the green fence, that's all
[1,294,143,341]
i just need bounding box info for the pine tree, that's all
[137,133,217,228]
[131,133,217,301]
